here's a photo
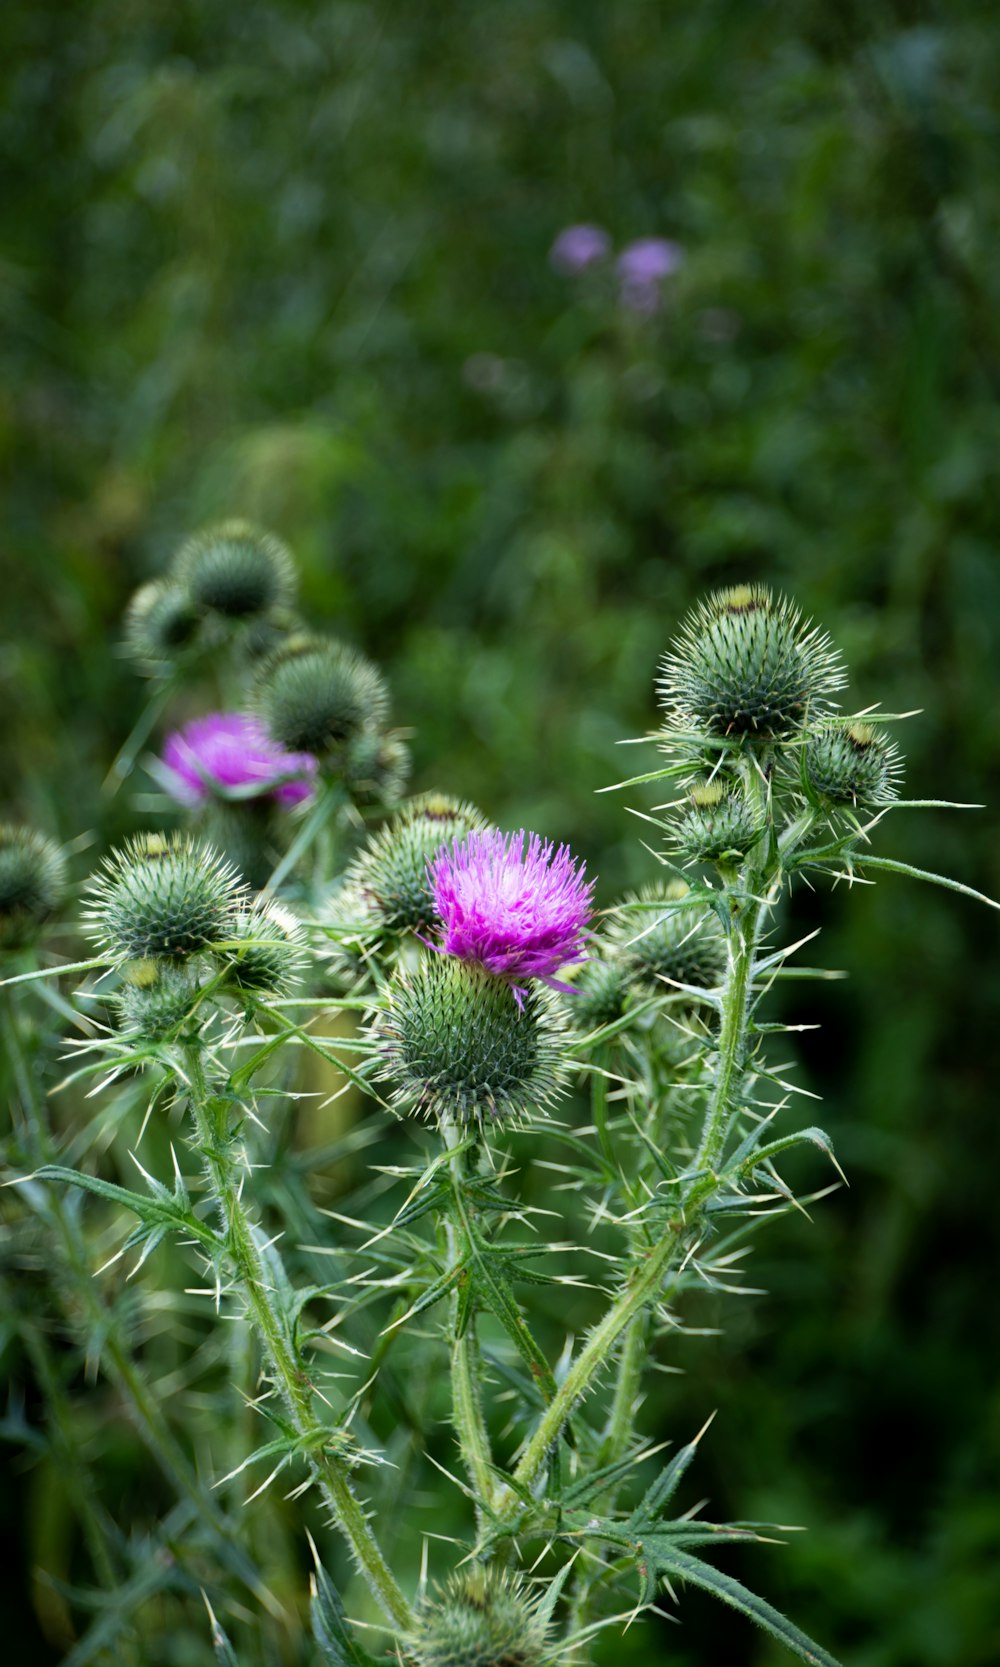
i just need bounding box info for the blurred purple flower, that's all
[429,828,593,1003]
[160,713,317,808]
[617,237,685,314]
[549,223,612,275]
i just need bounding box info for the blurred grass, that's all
[2,1,1000,1662]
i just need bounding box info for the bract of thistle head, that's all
[429,828,593,993]
[218,902,304,998]
[255,635,390,760]
[407,1565,550,1667]
[124,581,202,672]
[85,834,246,963]
[160,712,317,808]
[116,958,204,1041]
[0,825,68,950]
[658,583,845,742]
[339,794,486,935]
[172,520,296,619]
[342,727,412,808]
[673,781,764,864]
[802,719,902,809]
[606,878,727,992]
[375,957,569,1124]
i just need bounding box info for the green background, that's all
[2,2,999,1662]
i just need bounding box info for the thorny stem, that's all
[442,1120,498,1528]
[183,1044,413,1632]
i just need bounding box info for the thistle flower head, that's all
[673,781,764,864]
[116,958,203,1040]
[429,828,593,995]
[124,581,201,672]
[255,636,389,760]
[549,223,611,274]
[172,521,296,619]
[0,825,67,950]
[339,794,486,936]
[407,1566,551,1667]
[803,719,902,809]
[566,952,632,1034]
[218,902,304,998]
[160,712,317,808]
[86,834,246,963]
[606,879,727,992]
[658,584,845,742]
[376,957,569,1124]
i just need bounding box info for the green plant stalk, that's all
[442,1120,498,1528]
[0,991,260,1594]
[184,1044,413,1632]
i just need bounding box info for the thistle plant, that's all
[3,558,995,1667]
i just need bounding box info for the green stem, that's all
[184,1046,412,1631]
[442,1122,497,1527]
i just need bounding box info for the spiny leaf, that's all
[654,1546,842,1667]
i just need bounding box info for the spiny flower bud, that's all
[116,958,203,1040]
[172,521,296,619]
[255,636,389,760]
[673,782,763,864]
[376,957,569,1124]
[218,902,303,998]
[0,825,67,950]
[339,794,486,935]
[802,720,902,809]
[123,581,201,672]
[407,1566,550,1667]
[658,584,845,741]
[567,953,632,1034]
[86,834,246,963]
[607,879,727,992]
[342,728,412,808]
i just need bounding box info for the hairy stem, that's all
[442,1121,497,1528]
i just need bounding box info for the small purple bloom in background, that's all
[549,223,612,275]
[429,828,593,1002]
[160,713,317,808]
[617,237,685,314]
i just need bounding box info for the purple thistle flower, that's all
[617,237,685,315]
[160,712,317,808]
[429,828,593,1004]
[549,223,612,275]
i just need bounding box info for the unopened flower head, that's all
[218,901,304,998]
[549,222,611,274]
[342,727,412,808]
[673,781,764,865]
[803,720,902,810]
[429,828,593,998]
[567,952,632,1035]
[340,794,486,936]
[658,584,845,743]
[377,957,569,1125]
[86,834,246,963]
[124,581,201,673]
[407,1565,551,1667]
[607,879,727,993]
[116,958,203,1041]
[160,712,317,808]
[617,236,685,314]
[255,635,389,761]
[172,521,296,619]
[0,824,67,950]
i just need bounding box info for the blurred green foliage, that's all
[2,1,999,1662]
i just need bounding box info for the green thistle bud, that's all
[567,953,632,1033]
[407,1566,550,1667]
[318,883,382,990]
[86,834,246,963]
[607,879,727,991]
[802,720,902,809]
[255,635,389,760]
[338,794,486,935]
[116,958,203,1040]
[123,581,201,671]
[0,825,67,950]
[376,957,568,1124]
[673,782,763,864]
[173,520,296,619]
[343,728,412,808]
[658,583,845,741]
[218,902,303,998]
